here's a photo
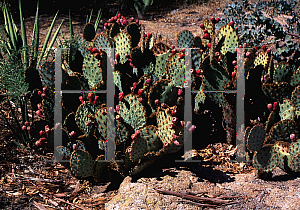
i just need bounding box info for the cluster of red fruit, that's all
[104,13,140,30]
[35,125,51,147]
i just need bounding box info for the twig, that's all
[174,200,218,207]
[54,197,90,210]
[155,189,230,204]
[286,33,300,38]
[15,174,65,184]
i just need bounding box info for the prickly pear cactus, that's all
[70,149,94,177]
[253,146,278,173]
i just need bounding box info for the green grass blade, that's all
[3,3,17,51]
[69,9,74,41]
[33,1,39,67]
[94,8,102,33]
[36,10,59,69]
[19,0,28,69]
[45,19,64,59]
[88,9,93,23]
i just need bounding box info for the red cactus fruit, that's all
[88,47,92,52]
[131,134,137,140]
[113,16,117,21]
[135,130,141,138]
[35,140,42,147]
[266,49,271,54]
[115,53,120,61]
[290,134,296,142]
[94,95,99,105]
[207,43,211,48]
[246,52,251,57]
[214,52,220,57]
[173,140,180,145]
[118,92,124,101]
[235,27,238,31]
[39,130,46,137]
[123,19,128,25]
[273,102,278,110]
[210,17,215,22]
[262,45,267,51]
[199,23,205,29]
[267,104,273,112]
[188,125,196,132]
[45,125,51,134]
[125,54,130,59]
[130,17,134,22]
[180,121,185,127]
[178,89,183,96]
[138,89,144,96]
[155,99,160,106]
[91,48,99,54]
[147,33,152,40]
[22,125,27,131]
[171,45,175,50]
[146,78,151,84]
[115,115,121,120]
[232,60,237,66]
[172,49,177,55]
[232,72,236,78]
[181,49,185,53]
[116,105,120,113]
[36,110,44,118]
[203,33,210,39]
[88,92,93,103]
[135,19,139,24]
[203,29,208,34]
[27,126,33,132]
[229,21,234,27]
[161,103,167,109]
[79,96,84,104]
[69,131,76,138]
[24,121,29,126]
[138,97,144,104]
[179,54,184,59]
[215,17,220,23]
[104,22,108,28]
[174,134,179,140]
[117,13,121,18]
[196,69,203,74]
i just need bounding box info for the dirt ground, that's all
[1,0,300,209]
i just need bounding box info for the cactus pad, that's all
[253,146,278,173]
[246,124,266,152]
[269,119,299,143]
[218,24,239,55]
[166,53,186,88]
[177,30,194,49]
[114,31,131,64]
[279,99,295,121]
[75,102,98,135]
[70,149,94,177]
[119,94,147,131]
[83,23,96,41]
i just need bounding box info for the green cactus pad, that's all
[244,126,251,142]
[289,153,300,172]
[56,146,71,160]
[262,82,292,103]
[83,23,96,41]
[70,149,94,177]
[114,31,131,64]
[291,85,300,117]
[156,107,176,145]
[194,84,206,112]
[126,23,140,47]
[119,94,147,131]
[177,30,194,49]
[130,159,155,176]
[269,119,299,143]
[141,62,155,78]
[273,62,291,83]
[279,99,295,121]
[129,135,148,162]
[246,124,266,152]
[82,52,107,90]
[154,51,171,79]
[166,53,186,88]
[109,22,120,38]
[95,107,131,145]
[38,61,55,91]
[273,141,291,170]
[265,111,281,133]
[113,70,123,92]
[253,146,278,173]
[78,44,90,59]
[93,33,113,51]
[191,49,203,72]
[289,140,300,159]
[218,24,239,55]
[94,155,109,182]
[75,102,98,135]
[148,79,178,110]
[151,43,170,56]
[140,125,162,153]
[254,52,271,69]
[290,69,300,87]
